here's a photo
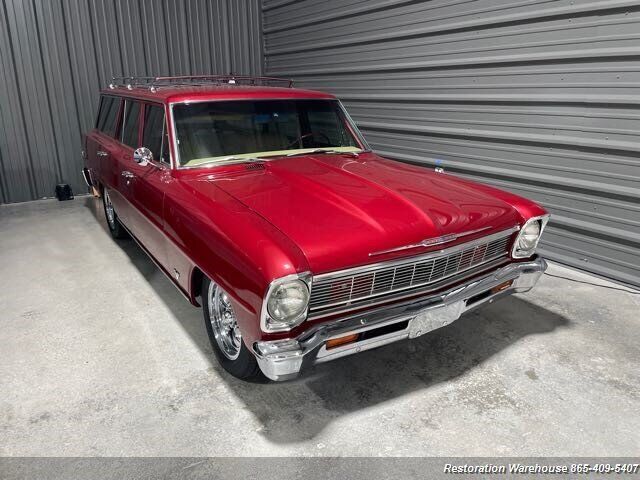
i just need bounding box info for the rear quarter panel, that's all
[84,129,102,185]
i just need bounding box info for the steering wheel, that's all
[286,132,331,149]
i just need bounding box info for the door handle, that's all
[97,150,108,157]
[121,171,135,179]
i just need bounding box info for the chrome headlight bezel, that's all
[511,214,550,259]
[260,272,312,333]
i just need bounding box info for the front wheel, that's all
[202,276,263,381]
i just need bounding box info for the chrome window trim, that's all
[168,101,179,169]
[120,99,144,147]
[120,99,130,144]
[159,115,167,165]
[168,98,369,170]
[112,98,172,170]
[337,100,371,151]
[143,102,172,167]
[95,94,121,136]
[313,225,519,283]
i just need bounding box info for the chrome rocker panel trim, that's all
[253,257,547,381]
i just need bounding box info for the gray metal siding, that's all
[263,0,640,287]
[0,0,262,204]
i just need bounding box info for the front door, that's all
[118,100,170,267]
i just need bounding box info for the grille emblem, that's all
[369,226,492,257]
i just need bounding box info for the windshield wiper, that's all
[218,155,265,163]
[193,155,266,167]
[286,149,362,158]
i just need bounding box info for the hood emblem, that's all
[369,226,492,257]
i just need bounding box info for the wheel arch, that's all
[189,265,205,307]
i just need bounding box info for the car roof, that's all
[99,85,336,104]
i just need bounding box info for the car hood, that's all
[195,153,523,273]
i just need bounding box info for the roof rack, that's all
[108,75,294,91]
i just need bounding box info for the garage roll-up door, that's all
[0,0,263,204]
[263,0,640,287]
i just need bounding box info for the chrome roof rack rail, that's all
[108,75,294,91]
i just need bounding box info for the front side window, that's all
[142,104,169,163]
[121,100,141,149]
[97,96,120,137]
[172,99,365,167]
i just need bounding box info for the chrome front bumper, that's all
[253,257,547,381]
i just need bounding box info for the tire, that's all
[102,187,128,239]
[202,276,263,381]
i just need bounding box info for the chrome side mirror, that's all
[133,147,153,166]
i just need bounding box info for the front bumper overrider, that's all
[253,257,547,381]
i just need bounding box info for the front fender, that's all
[163,179,309,346]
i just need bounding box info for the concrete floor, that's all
[1,197,639,456]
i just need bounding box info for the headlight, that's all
[518,221,540,250]
[512,215,549,258]
[262,275,311,332]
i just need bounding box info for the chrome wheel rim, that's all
[104,189,116,229]
[207,281,241,360]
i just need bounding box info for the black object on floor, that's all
[55,184,74,201]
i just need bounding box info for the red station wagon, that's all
[82,75,549,381]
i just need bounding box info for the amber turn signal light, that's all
[491,280,513,294]
[326,333,360,350]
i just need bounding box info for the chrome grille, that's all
[309,229,515,313]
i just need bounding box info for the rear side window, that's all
[121,100,141,148]
[142,104,169,163]
[96,96,119,137]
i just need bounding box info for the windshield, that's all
[172,99,365,166]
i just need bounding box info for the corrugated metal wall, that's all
[0,0,262,204]
[263,0,640,287]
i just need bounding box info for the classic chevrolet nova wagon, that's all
[83,75,549,381]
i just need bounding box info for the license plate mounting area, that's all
[408,300,465,339]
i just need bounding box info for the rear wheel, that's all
[202,276,263,381]
[102,188,128,239]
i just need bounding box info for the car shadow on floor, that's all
[84,197,571,444]
[223,296,569,443]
